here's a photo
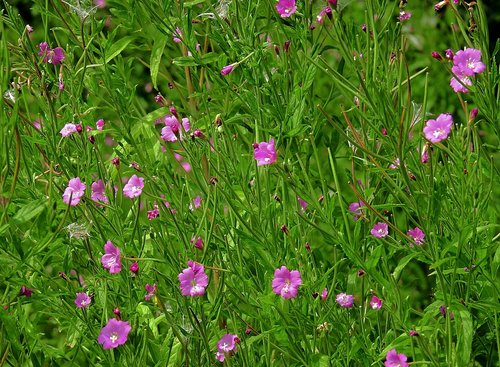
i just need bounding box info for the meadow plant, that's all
[0,0,499,365]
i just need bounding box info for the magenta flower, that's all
[147,206,159,220]
[173,27,182,43]
[385,349,409,367]
[321,288,328,301]
[60,123,78,137]
[276,0,297,17]
[221,64,236,76]
[38,42,65,64]
[161,115,190,142]
[348,201,364,220]
[33,119,44,130]
[336,293,354,308]
[253,138,277,166]
[63,177,86,206]
[316,6,332,24]
[178,260,209,297]
[19,285,33,297]
[130,262,139,273]
[397,11,412,21]
[191,236,204,250]
[215,333,239,362]
[97,319,132,350]
[452,48,485,76]
[370,295,383,310]
[272,266,302,299]
[91,179,109,204]
[371,222,389,238]
[123,175,144,199]
[450,71,472,93]
[407,227,425,246]
[101,240,122,274]
[297,197,308,211]
[144,283,157,301]
[74,292,91,308]
[190,195,202,211]
[423,113,453,143]
[96,119,105,130]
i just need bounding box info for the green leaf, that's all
[150,35,167,89]
[105,36,134,63]
[455,305,473,366]
[142,107,171,124]
[11,199,47,225]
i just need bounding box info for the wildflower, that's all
[452,48,485,76]
[173,27,182,43]
[423,113,453,143]
[190,195,202,210]
[371,222,389,238]
[253,138,277,166]
[407,227,425,245]
[38,42,65,64]
[297,197,308,211]
[397,11,412,21]
[94,0,106,8]
[276,0,296,17]
[327,0,337,6]
[130,262,139,273]
[316,6,332,24]
[111,157,120,166]
[385,349,409,367]
[60,123,78,137]
[26,24,33,33]
[98,319,131,350]
[96,119,105,130]
[469,108,478,121]
[336,293,354,308]
[147,206,159,220]
[19,285,33,297]
[370,295,383,309]
[113,307,121,317]
[215,333,239,362]
[191,236,204,250]
[91,179,109,204]
[144,283,157,301]
[74,292,91,308]
[431,51,442,60]
[348,201,364,220]
[123,175,144,199]
[389,158,400,169]
[409,330,419,337]
[178,260,209,297]
[272,266,302,299]
[321,288,328,301]
[101,240,122,274]
[33,119,43,130]
[221,64,236,76]
[58,73,64,90]
[161,115,190,142]
[155,94,165,105]
[63,177,86,206]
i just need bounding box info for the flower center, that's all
[110,332,118,343]
[432,128,444,138]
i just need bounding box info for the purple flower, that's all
[371,222,389,238]
[398,11,412,22]
[452,48,485,76]
[407,227,425,246]
[336,293,354,308]
[450,71,472,93]
[96,119,105,130]
[63,177,86,206]
[370,295,383,310]
[215,333,239,362]
[321,288,328,301]
[178,261,209,297]
[191,236,204,250]
[19,285,33,297]
[316,6,332,24]
[272,266,302,299]
[276,0,297,17]
[33,119,44,130]
[123,175,144,199]
[297,197,308,211]
[423,113,453,143]
[253,138,277,166]
[173,27,182,43]
[147,206,159,220]
[38,42,65,64]
[97,319,132,350]
[91,179,109,204]
[409,330,419,337]
[130,262,139,273]
[161,115,190,142]
[60,123,78,137]
[74,292,91,308]
[190,195,202,211]
[385,349,409,367]
[221,64,236,76]
[144,283,157,301]
[101,240,122,274]
[348,201,364,220]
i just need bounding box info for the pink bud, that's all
[431,51,442,60]
[130,262,139,273]
[469,108,478,120]
[221,64,235,76]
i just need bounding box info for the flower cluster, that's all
[450,48,485,93]
[215,333,239,362]
[39,42,65,64]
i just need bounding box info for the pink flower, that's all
[215,333,239,362]
[144,283,157,300]
[297,197,308,211]
[123,175,144,199]
[253,138,277,166]
[452,48,485,76]
[191,236,204,250]
[74,292,91,308]
[161,115,190,142]
[33,119,44,130]
[370,295,383,310]
[336,293,354,308]
[450,71,472,93]
[321,288,328,301]
[316,6,332,24]
[423,113,453,143]
[38,42,65,64]
[385,349,409,367]
[101,240,122,274]
[94,0,106,8]
[63,177,86,206]
[60,123,78,137]
[397,11,412,21]
[147,205,159,220]
[190,195,202,210]
[130,262,139,273]
[221,64,236,76]
[389,158,400,169]
[276,0,297,17]
[91,179,109,204]
[97,319,131,350]
[272,266,302,299]
[19,285,33,297]
[407,227,425,245]
[96,119,105,130]
[371,222,389,238]
[178,261,209,297]
[348,201,364,220]
[173,27,182,43]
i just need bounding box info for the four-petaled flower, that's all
[276,0,297,18]
[39,42,65,64]
[370,295,383,310]
[91,179,109,204]
[97,319,132,350]
[101,240,122,274]
[253,138,277,166]
[452,48,486,76]
[75,292,91,308]
[272,266,302,299]
[178,260,209,297]
[215,333,239,362]
[123,175,144,199]
[371,222,389,238]
[336,292,354,308]
[63,177,86,206]
[407,227,425,246]
[384,349,409,367]
[423,113,453,143]
[144,283,157,301]
[161,115,190,142]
